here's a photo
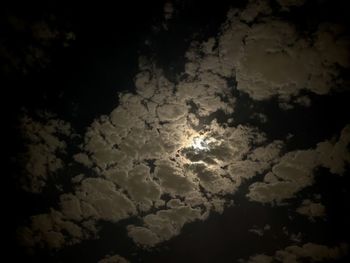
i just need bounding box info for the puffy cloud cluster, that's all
[184,0,350,107]
[19,49,285,249]
[241,242,348,263]
[17,0,350,256]
[247,125,350,205]
[18,177,137,250]
[73,77,281,247]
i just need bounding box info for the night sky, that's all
[3,0,350,262]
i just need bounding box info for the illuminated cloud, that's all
[247,125,350,205]
[16,1,350,257]
[214,2,350,107]
[128,205,202,247]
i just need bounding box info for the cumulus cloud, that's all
[204,1,350,107]
[17,175,139,250]
[18,77,286,249]
[17,0,350,255]
[20,54,283,249]
[75,178,137,222]
[247,125,350,205]
[128,205,202,247]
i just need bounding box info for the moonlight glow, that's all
[192,136,208,151]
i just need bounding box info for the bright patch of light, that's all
[192,136,209,151]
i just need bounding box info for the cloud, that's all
[239,0,272,23]
[126,226,160,247]
[127,205,202,247]
[241,254,273,263]
[73,153,93,168]
[18,177,137,250]
[17,1,350,255]
[163,2,174,21]
[154,159,197,196]
[157,103,188,122]
[214,4,350,107]
[19,114,72,193]
[296,199,326,221]
[75,178,137,222]
[19,99,283,250]
[247,125,350,205]
[248,224,271,237]
[276,0,306,11]
[20,76,276,249]
[17,209,96,250]
[242,243,348,263]
[59,194,83,221]
[316,124,350,175]
[98,254,129,263]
